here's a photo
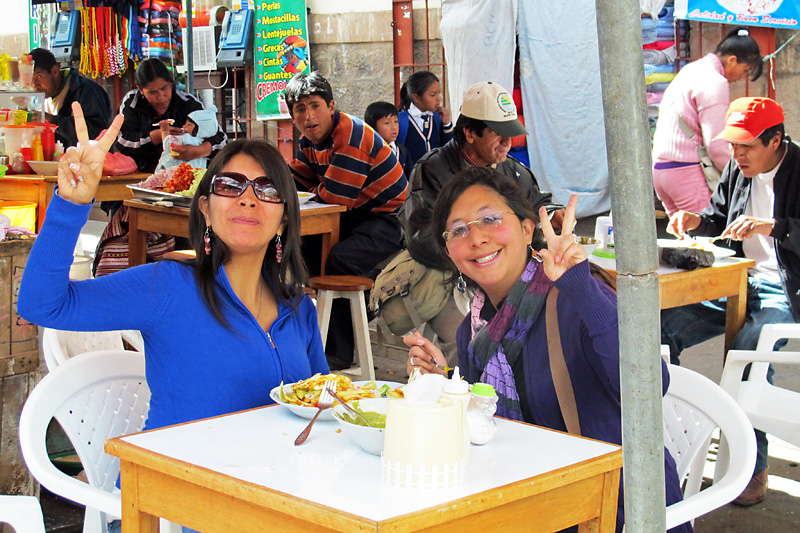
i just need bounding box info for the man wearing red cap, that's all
[662,96,800,506]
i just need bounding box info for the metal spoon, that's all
[328,390,373,427]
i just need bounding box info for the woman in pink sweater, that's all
[652,28,762,215]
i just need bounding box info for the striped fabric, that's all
[93,206,175,277]
[290,112,408,213]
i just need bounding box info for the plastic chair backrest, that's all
[719,324,800,447]
[721,360,800,448]
[41,327,145,371]
[662,364,756,530]
[751,323,800,386]
[0,495,46,533]
[19,350,150,533]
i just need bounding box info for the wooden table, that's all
[123,199,346,273]
[107,405,622,532]
[0,173,147,232]
[591,254,755,353]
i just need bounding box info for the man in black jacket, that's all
[401,81,564,271]
[663,97,799,507]
[29,48,111,147]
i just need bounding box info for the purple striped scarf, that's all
[468,259,552,420]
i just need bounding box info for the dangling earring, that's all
[204,226,212,256]
[530,244,543,263]
[456,272,467,293]
[275,233,283,264]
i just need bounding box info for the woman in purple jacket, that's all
[403,167,691,533]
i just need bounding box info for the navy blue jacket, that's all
[398,109,453,170]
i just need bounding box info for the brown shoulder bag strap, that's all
[546,288,582,436]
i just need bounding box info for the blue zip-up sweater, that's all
[18,194,328,432]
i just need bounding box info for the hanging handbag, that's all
[545,288,582,436]
[675,111,722,190]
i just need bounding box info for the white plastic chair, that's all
[0,495,46,533]
[662,364,756,530]
[720,323,800,449]
[18,350,179,533]
[41,327,145,371]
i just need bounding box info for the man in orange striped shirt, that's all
[287,72,408,370]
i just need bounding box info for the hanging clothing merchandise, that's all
[139,0,183,62]
[126,4,143,62]
[79,4,136,78]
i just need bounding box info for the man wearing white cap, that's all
[662,96,800,506]
[401,81,564,272]
[384,81,562,365]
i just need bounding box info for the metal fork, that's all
[329,389,372,427]
[294,379,336,445]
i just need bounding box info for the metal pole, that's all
[186,0,194,94]
[594,2,666,532]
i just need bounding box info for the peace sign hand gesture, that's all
[538,194,586,282]
[57,102,124,205]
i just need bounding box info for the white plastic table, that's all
[107,404,622,532]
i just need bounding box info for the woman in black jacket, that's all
[115,58,227,173]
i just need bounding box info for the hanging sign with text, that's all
[254,0,309,120]
[675,1,799,29]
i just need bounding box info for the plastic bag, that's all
[660,247,715,270]
[103,152,138,175]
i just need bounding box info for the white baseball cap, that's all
[460,81,527,137]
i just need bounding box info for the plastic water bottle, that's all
[466,383,498,445]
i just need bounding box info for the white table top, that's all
[299,200,337,211]
[121,405,619,522]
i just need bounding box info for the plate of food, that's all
[127,185,193,207]
[297,191,315,205]
[657,238,735,258]
[270,373,404,420]
[128,164,202,207]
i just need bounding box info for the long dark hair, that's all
[136,58,175,88]
[431,166,541,290]
[188,139,308,327]
[399,71,439,111]
[715,27,763,81]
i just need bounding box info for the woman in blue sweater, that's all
[403,167,691,533]
[18,103,328,434]
[398,71,453,169]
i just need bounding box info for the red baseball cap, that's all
[714,97,784,144]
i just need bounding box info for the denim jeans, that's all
[661,274,794,474]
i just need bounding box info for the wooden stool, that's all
[309,275,375,381]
